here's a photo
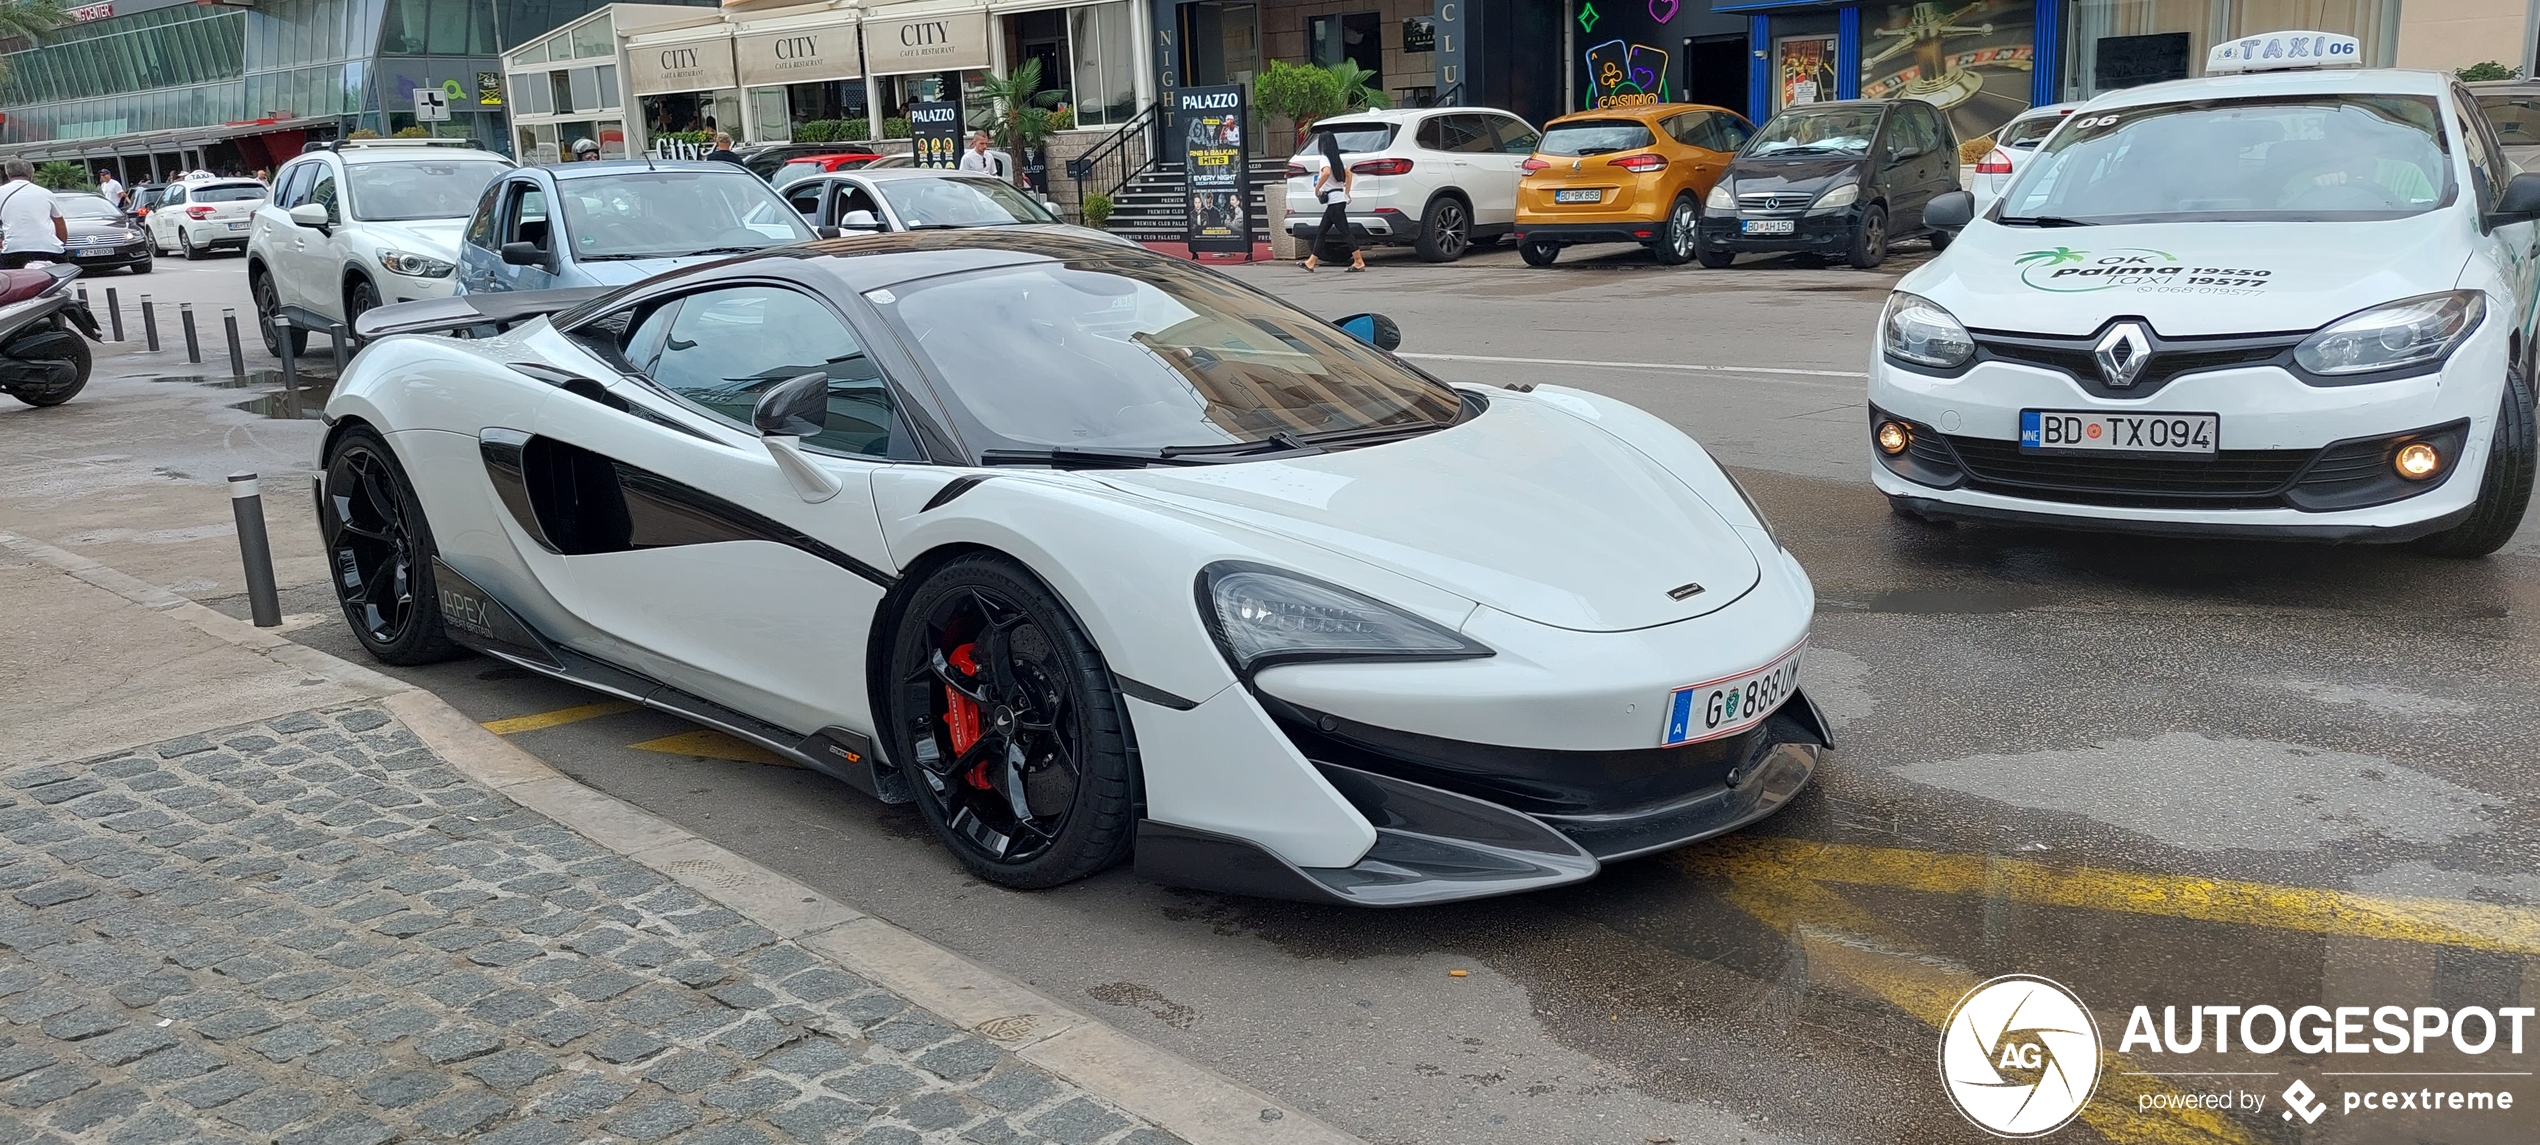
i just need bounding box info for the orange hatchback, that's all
[1513,103,1752,266]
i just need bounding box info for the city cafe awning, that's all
[732,2,866,88]
[625,23,740,97]
[859,0,990,76]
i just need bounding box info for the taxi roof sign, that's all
[2206,31,2362,75]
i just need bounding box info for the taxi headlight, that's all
[1705,182,1736,213]
[1881,291,1975,370]
[2294,291,2484,377]
[1199,562,1490,674]
[1807,184,1860,214]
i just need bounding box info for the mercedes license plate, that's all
[1553,188,1602,204]
[1662,642,1804,747]
[1741,219,1795,235]
[2021,410,2218,456]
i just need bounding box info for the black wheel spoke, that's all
[928,648,989,703]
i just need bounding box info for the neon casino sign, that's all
[1584,39,1670,108]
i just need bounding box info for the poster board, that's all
[1176,84,1251,255]
[909,100,961,169]
[1777,35,1838,111]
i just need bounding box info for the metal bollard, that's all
[227,473,283,628]
[180,302,200,364]
[274,317,297,393]
[104,287,123,341]
[329,323,348,377]
[140,294,159,352]
[223,308,245,379]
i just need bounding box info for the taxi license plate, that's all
[1662,642,1804,747]
[2020,410,2218,456]
[1553,188,1602,203]
[1742,219,1795,235]
[227,221,248,230]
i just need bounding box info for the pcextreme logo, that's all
[1939,975,2103,1138]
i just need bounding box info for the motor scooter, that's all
[0,264,102,408]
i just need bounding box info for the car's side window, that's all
[1666,113,1706,149]
[645,285,901,459]
[1414,116,1445,151]
[2453,87,2505,212]
[273,163,315,209]
[784,181,823,219]
[837,185,882,222]
[1717,115,1753,152]
[1492,116,1540,154]
[1448,115,1501,154]
[306,164,340,223]
[1919,104,1955,157]
[502,186,551,252]
[463,181,500,248]
[164,186,187,207]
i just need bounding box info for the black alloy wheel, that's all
[1654,195,1699,266]
[320,427,457,664]
[254,272,307,357]
[1847,204,1889,270]
[1519,240,1560,267]
[1417,196,1471,262]
[887,555,1136,888]
[345,278,381,343]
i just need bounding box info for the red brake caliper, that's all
[942,643,995,790]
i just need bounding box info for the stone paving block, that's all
[37,1004,123,1040]
[127,1045,223,1083]
[606,1098,703,1142]
[0,1048,56,1083]
[702,1073,799,1115]
[414,1026,503,1065]
[413,1090,512,1136]
[827,1063,921,1104]
[1027,1098,1132,1145]
[968,1067,1058,1112]
[479,1117,573,1145]
[279,1111,396,1145]
[463,1047,558,1090]
[892,1088,974,1131]
[680,1124,775,1145]
[849,1126,922,1145]
[867,1016,957,1053]
[642,1049,741,1093]
[3,1062,97,1108]
[915,1037,1003,1083]
[211,1086,320,1132]
[522,1009,602,1047]
[73,1026,174,1067]
[769,1095,872,1141]
[591,1028,670,1064]
[167,1068,267,1109]
[533,1073,635,1120]
[355,1071,450,1109]
[712,1016,801,1060]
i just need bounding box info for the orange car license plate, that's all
[1553,189,1602,203]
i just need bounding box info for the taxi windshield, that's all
[877,256,1462,453]
[1995,94,2454,224]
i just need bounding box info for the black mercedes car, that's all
[57,193,152,275]
[1695,98,1960,270]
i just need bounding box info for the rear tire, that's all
[254,272,306,358]
[1415,196,1471,262]
[7,331,89,407]
[319,426,460,665]
[1653,195,1699,266]
[180,230,200,261]
[1847,205,1888,270]
[1519,240,1560,267]
[2414,364,2537,558]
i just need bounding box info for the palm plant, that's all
[976,59,1062,185]
[0,0,69,80]
[1325,60,1388,111]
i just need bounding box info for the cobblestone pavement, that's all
[0,704,1184,1145]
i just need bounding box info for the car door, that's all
[1665,112,1734,202]
[1468,113,1538,225]
[256,163,315,304]
[522,279,905,736]
[1916,102,1961,212]
[783,179,828,227]
[1872,108,1928,230]
[454,178,504,294]
[279,160,347,319]
[490,179,559,293]
[2458,86,2540,338]
[151,185,184,250]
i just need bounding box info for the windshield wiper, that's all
[976,447,1211,470]
[1157,432,1319,459]
[1997,215,2097,228]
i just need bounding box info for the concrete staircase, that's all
[1103,158,1294,243]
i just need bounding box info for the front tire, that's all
[128,257,151,275]
[1415,196,1471,262]
[885,555,1138,889]
[1847,205,1888,270]
[319,426,460,665]
[2415,365,2537,558]
[1696,247,1734,269]
[1519,240,1560,267]
[345,277,381,342]
[1653,195,1699,266]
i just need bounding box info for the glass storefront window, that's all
[571,67,599,111]
[640,91,741,138]
[2064,0,2401,101]
[379,0,495,57]
[575,18,613,59]
[598,66,619,109]
[1069,1,1135,128]
[552,71,575,115]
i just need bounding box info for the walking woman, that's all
[1302,130,1365,273]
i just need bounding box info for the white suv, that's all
[246,139,512,354]
[1284,107,1539,261]
[147,177,269,260]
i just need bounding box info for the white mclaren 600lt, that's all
[324,230,1828,906]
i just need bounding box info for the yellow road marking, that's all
[1696,837,2540,955]
[478,700,640,736]
[628,729,803,769]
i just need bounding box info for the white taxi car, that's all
[146,177,268,260]
[1872,32,2538,556]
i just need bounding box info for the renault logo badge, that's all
[2093,323,2153,388]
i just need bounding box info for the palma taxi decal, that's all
[2016,247,2275,295]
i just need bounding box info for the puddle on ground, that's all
[229,383,334,420]
[143,370,290,390]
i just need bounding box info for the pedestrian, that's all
[703,131,741,165]
[1301,131,1364,273]
[958,131,1001,179]
[96,168,123,209]
[0,158,67,269]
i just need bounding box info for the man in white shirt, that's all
[957,131,1002,180]
[96,169,123,209]
[0,159,66,269]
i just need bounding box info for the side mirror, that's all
[1923,189,1974,231]
[815,225,842,240]
[1335,312,1402,351]
[287,203,330,230]
[839,209,880,230]
[2491,172,2540,226]
[752,370,830,437]
[499,241,548,268]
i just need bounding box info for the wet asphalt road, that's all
[16,248,2540,1145]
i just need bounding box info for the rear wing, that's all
[351,288,614,340]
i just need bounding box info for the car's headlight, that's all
[377,250,455,278]
[1705,182,1736,212]
[1808,184,1860,214]
[1199,562,1489,674]
[1881,291,1975,370]
[2293,291,2484,377]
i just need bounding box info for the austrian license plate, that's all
[1553,188,1602,204]
[2020,410,2219,456]
[1662,642,1805,747]
[1741,219,1795,235]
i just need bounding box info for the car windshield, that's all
[188,183,267,202]
[878,255,1463,453]
[58,196,121,220]
[874,177,1054,227]
[1999,114,2066,149]
[1301,123,1396,154]
[1539,120,1655,157]
[347,159,511,221]
[1996,94,2453,224]
[559,169,816,259]
[1745,108,1883,156]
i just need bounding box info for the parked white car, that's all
[146,178,268,260]
[246,138,513,355]
[1965,102,2078,216]
[1284,107,1540,261]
